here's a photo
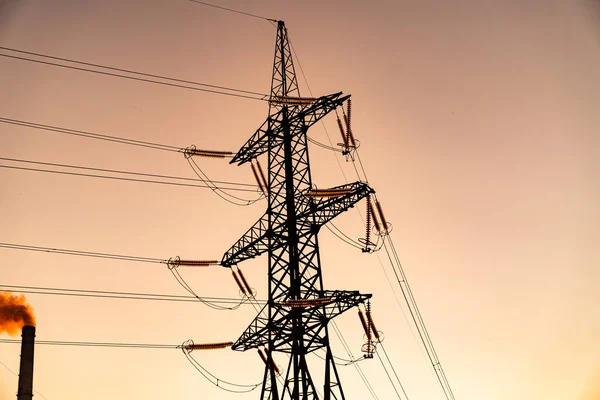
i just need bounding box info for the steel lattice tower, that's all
[221,21,374,400]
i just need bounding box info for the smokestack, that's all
[17,325,35,400]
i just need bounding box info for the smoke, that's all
[0,292,36,336]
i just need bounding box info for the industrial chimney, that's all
[17,325,35,400]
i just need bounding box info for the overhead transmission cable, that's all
[331,320,407,400]
[182,346,262,393]
[0,157,255,188]
[2,338,260,393]
[0,47,268,101]
[287,36,349,184]
[0,242,165,264]
[0,284,266,306]
[336,113,453,398]
[313,345,368,366]
[378,342,410,400]
[350,148,454,398]
[0,242,258,311]
[287,35,372,254]
[0,358,51,400]
[1,118,265,203]
[324,223,364,250]
[188,0,276,22]
[373,249,433,373]
[382,236,456,400]
[0,339,178,349]
[167,263,249,311]
[288,33,452,400]
[0,157,258,192]
[186,156,263,206]
[0,116,182,153]
[288,33,388,399]
[330,321,379,400]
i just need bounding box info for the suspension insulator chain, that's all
[364,196,373,252]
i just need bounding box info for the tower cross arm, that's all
[220,181,373,267]
[319,290,372,320]
[307,181,374,226]
[220,213,271,267]
[232,290,372,352]
[230,92,350,166]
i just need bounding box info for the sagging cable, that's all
[185,150,263,206]
[313,348,368,366]
[182,340,262,393]
[168,257,247,311]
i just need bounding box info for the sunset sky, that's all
[1,1,599,399]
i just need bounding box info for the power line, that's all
[290,29,453,400]
[287,35,350,185]
[189,0,276,22]
[0,284,265,305]
[307,136,344,153]
[0,116,182,153]
[183,349,262,393]
[0,51,267,101]
[381,236,456,400]
[0,242,166,264]
[376,349,404,400]
[387,238,456,400]
[0,47,266,97]
[330,321,380,400]
[293,36,453,397]
[0,157,255,188]
[0,358,51,400]
[0,339,179,349]
[0,159,258,192]
[167,266,254,311]
[378,342,410,399]
[2,337,261,394]
[186,156,263,206]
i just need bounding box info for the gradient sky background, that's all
[1,1,599,399]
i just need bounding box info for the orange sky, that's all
[1,1,599,399]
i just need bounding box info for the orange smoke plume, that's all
[0,292,36,336]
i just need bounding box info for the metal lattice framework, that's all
[221,21,374,400]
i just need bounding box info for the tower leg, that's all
[324,329,345,400]
[261,363,280,400]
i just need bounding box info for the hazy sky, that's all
[1,1,599,400]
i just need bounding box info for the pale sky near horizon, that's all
[1,1,599,400]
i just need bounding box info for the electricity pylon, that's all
[221,21,374,399]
